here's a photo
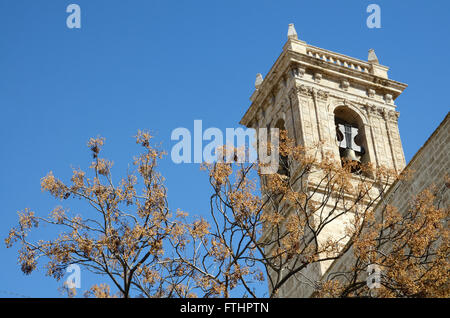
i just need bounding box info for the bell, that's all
[343,148,360,162]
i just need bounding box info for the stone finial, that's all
[287,23,298,40]
[368,49,379,64]
[255,73,263,89]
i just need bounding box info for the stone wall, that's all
[315,112,450,296]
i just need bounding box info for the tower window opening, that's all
[334,107,367,174]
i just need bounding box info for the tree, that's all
[319,182,449,297]
[6,131,449,298]
[168,131,449,297]
[5,131,196,298]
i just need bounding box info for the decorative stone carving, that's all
[387,110,400,122]
[296,84,313,96]
[292,84,329,101]
[363,103,378,116]
[288,87,297,100]
[315,89,329,100]
[314,72,322,83]
[364,104,398,121]
[373,78,388,86]
[384,94,393,104]
[367,88,375,98]
[340,79,350,91]
[378,107,387,118]
[298,67,305,78]
[291,65,305,78]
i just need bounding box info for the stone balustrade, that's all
[306,45,372,74]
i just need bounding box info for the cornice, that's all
[240,40,408,127]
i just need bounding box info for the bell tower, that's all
[240,24,408,297]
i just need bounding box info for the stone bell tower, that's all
[240,24,408,297]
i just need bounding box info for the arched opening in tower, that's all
[334,106,367,174]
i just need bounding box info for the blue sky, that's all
[0,0,448,297]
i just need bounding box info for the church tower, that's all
[240,24,408,297]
